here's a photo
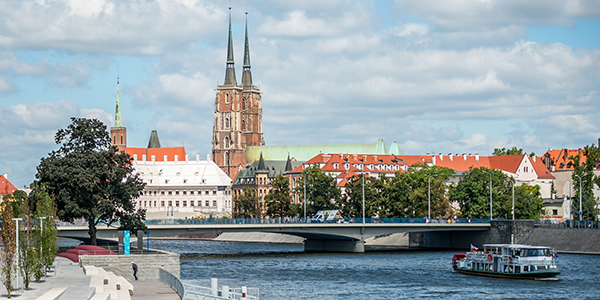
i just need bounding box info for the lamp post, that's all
[575,174,582,223]
[362,171,365,224]
[486,171,493,220]
[13,218,23,293]
[512,180,515,220]
[303,175,307,220]
[427,174,437,220]
[39,216,47,271]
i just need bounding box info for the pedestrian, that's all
[131,262,138,280]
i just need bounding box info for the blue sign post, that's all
[124,230,130,255]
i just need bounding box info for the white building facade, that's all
[132,154,233,216]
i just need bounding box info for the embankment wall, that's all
[79,249,180,281]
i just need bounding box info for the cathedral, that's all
[212,8,264,181]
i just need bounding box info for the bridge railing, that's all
[535,219,599,229]
[56,217,491,227]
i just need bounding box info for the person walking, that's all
[131,262,138,280]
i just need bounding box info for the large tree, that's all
[451,167,513,219]
[36,118,146,245]
[338,174,380,219]
[493,147,535,157]
[295,164,341,217]
[265,175,293,218]
[568,144,600,221]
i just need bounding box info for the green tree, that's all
[30,183,58,281]
[294,164,341,217]
[451,167,513,219]
[338,174,380,219]
[18,198,36,290]
[36,118,146,245]
[493,147,535,157]
[568,144,600,221]
[513,184,544,219]
[376,174,413,218]
[265,175,293,218]
[1,196,16,298]
[235,188,259,218]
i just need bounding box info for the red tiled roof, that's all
[0,175,18,195]
[126,147,187,162]
[531,158,555,179]
[543,149,590,171]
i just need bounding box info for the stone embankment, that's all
[524,227,600,254]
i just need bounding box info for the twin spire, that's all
[114,76,122,127]
[224,7,253,87]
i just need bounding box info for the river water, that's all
[149,239,599,300]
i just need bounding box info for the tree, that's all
[36,118,146,245]
[294,164,341,217]
[265,175,293,218]
[513,184,544,219]
[235,188,259,218]
[338,174,380,219]
[451,167,513,219]
[493,147,535,157]
[29,183,58,281]
[1,196,16,298]
[18,197,36,290]
[406,164,456,218]
[568,144,600,221]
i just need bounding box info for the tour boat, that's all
[452,244,560,279]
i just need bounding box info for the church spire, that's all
[224,6,237,86]
[242,10,253,88]
[114,76,122,127]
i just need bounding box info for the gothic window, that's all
[242,98,246,110]
[225,137,230,148]
[120,134,123,144]
[224,152,229,166]
[226,93,229,104]
[113,135,116,144]
[225,117,230,128]
[242,120,246,131]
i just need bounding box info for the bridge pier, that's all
[304,239,365,253]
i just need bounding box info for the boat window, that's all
[527,249,542,257]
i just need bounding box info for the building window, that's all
[552,209,558,216]
[120,135,123,144]
[190,201,194,206]
[176,201,179,207]
[226,93,229,104]
[213,191,217,195]
[161,191,165,195]
[168,201,172,206]
[225,152,229,166]
[225,137,230,148]
[205,191,209,195]
[161,201,165,207]
[168,191,172,195]
[213,200,217,207]
[190,191,194,195]
[205,200,209,206]
[175,191,179,195]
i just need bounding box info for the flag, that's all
[471,244,478,252]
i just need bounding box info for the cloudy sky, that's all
[1,0,600,188]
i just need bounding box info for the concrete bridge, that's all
[57,220,491,252]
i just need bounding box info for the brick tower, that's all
[111,77,127,153]
[213,8,264,181]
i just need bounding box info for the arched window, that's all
[225,93,229,104]
[225,137,230,148]
[120,134,123,144]
[224,152,229,166]
[242,120,246,131]
[225,117,230,128]
[113,135,116,144]
[242,98,246,110]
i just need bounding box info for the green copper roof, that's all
[389,140,402,155]
[114,77,122,127]
[246,139,396,164]
[147,130,161,148]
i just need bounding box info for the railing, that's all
[159,268,259,300]
[535,219,600,229]
[57,217,490,227]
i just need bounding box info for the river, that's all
[149,239,599,300]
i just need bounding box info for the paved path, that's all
[131,280,180,300]
[1,257,179,300]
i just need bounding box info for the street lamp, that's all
[362,171,365,224]
[39,216,48,273]
[484,171,493,220]
[574,174,582,222]
[303,175,307,220]
[427,174,438,220]
[13,218,23,294]
[512,180,515,220]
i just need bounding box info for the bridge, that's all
[57,218,491,252]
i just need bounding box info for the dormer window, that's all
[333,163,339,170]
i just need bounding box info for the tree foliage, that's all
[36,118,146,245]
[493,147,535,157]
[568,144,600,221]
[30,183,58,281]
[294,164,341,217]
[18,197,36,290]
[235,188,259,218]
[265,175,293,218]
[1,196,16,298]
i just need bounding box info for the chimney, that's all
[185,155,189,162]
[449,153,453,161]
[463,153,467,161]
[133,154,138,161]
[142,154,147,161]
[2,173,6,179]
[196,154,200,161]
[475,153,479,161]
[174,155,179,162]
[164,155,168,161]
[533,156,536,163]
[439,153,443,161]
[578,148,582,158]
[432,155,436,166]
[207,154,211,161]
[151,155,155,162]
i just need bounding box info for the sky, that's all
[1,0,600,188]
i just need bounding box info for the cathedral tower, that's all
[111,77,127,153]
[213,8,264,180]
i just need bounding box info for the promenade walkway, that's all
[6,257,179,300]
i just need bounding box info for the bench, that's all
[83,265,98,275]
[35,287,67,300]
